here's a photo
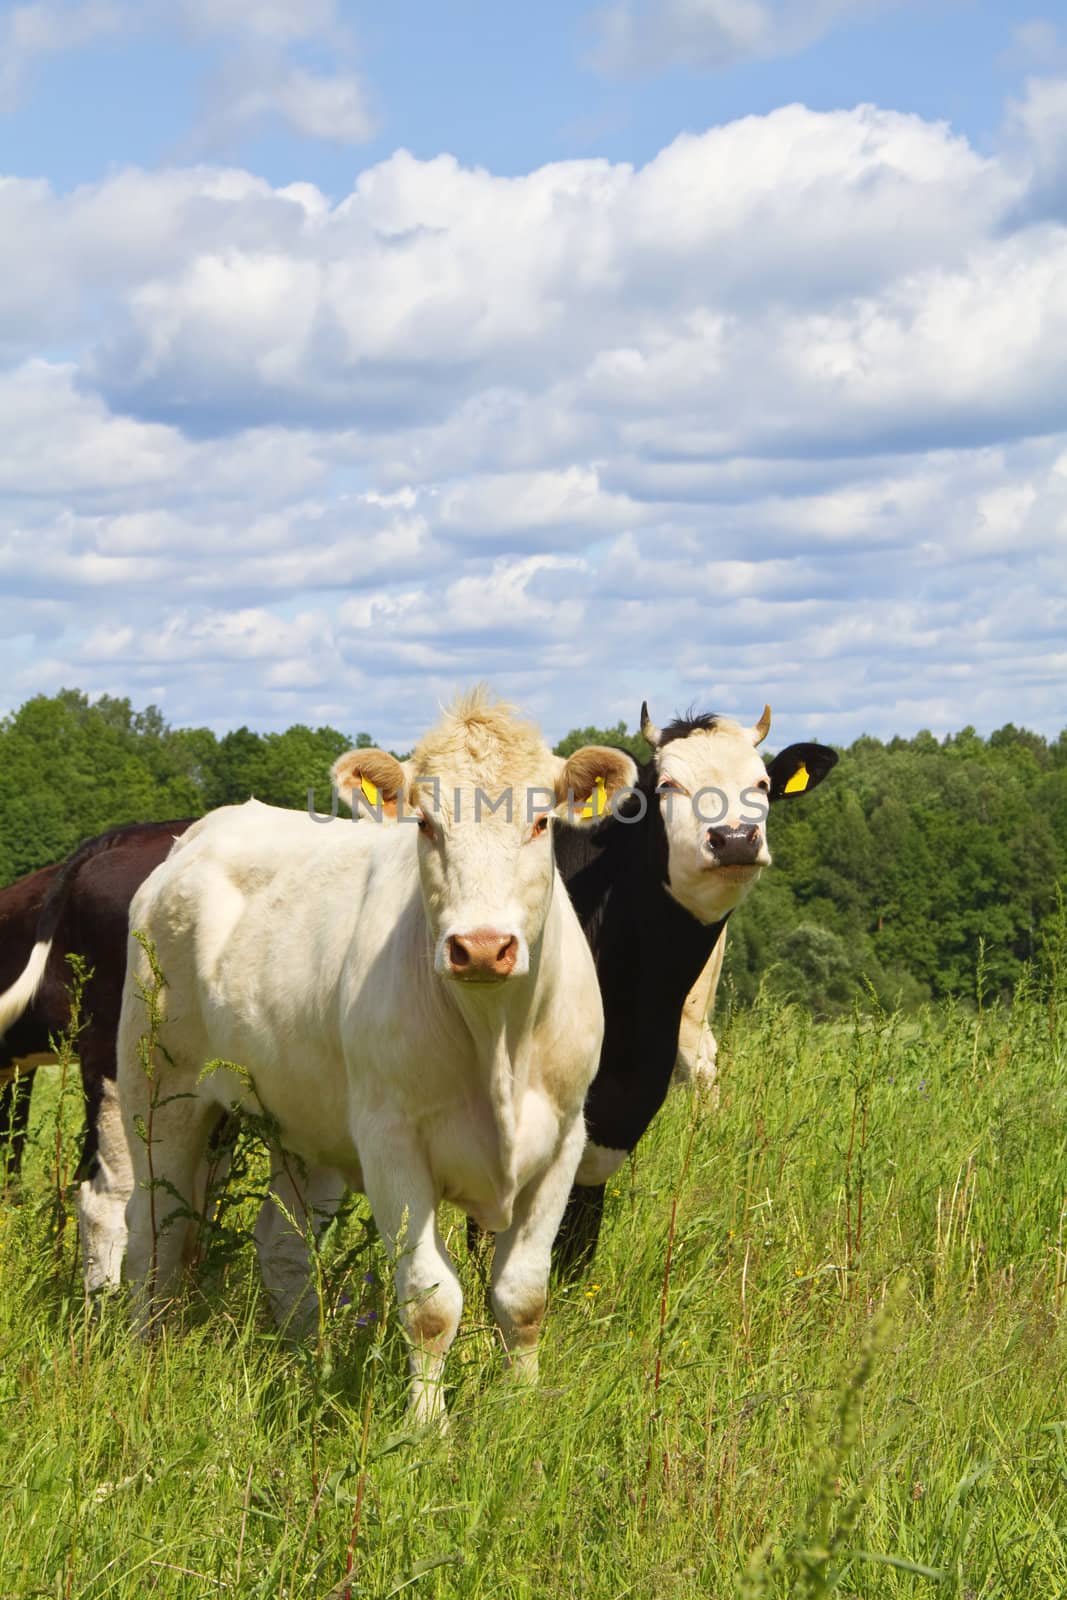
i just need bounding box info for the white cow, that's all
[117,691,636,1423]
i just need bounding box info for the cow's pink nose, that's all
[447,930,518,978]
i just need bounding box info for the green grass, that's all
[1,963,1065,1599]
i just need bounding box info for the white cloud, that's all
[0,360,327,505]
[258,65,374,143]
[1000,19,1067,72]
[191,48,376,151]
[0,0,374,147]
[591,0,901,76]
[0,0,122,110]
[1003,75,1067,221]
[81,606,330,666]
[46,108,1011,444]
[6,357,1065,746]
[172,0,342,45]
[2,98,1067,746]
[435,469,640,547]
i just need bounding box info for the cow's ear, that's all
[331,748,410,819]
[555,745,638,826]
[765,742,839,801]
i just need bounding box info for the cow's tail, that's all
[0,822,155,1041]
[0,937,53,1038]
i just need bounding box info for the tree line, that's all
[2,691,1064,1013]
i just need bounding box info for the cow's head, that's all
[640,701,837,924]
[332,691,636,983]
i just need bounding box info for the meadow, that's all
[1,936,1065,1599]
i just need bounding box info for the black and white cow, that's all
[552,702,837,1271]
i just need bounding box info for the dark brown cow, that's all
[1,857,63,1175]
[0,820,193,1281]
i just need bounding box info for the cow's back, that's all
[62,822,193,1035]
[125,802,423,1174]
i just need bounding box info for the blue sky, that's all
[1,0,1065,749]
[4,2,1034,188]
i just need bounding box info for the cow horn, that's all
[752,704,772,746]
[639,701,662,749]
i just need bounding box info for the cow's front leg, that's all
[490,1116,586,1386]
[358,1128,462,1426]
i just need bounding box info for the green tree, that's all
[554,722,650,762]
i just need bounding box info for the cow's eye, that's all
[416,811,435,839]
[529,814,550,840]
[656,778,685,796]
[756,777,770,793]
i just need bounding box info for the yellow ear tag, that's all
[784,762,809,795]
[359,774,379,808]
[580,774,609,819]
